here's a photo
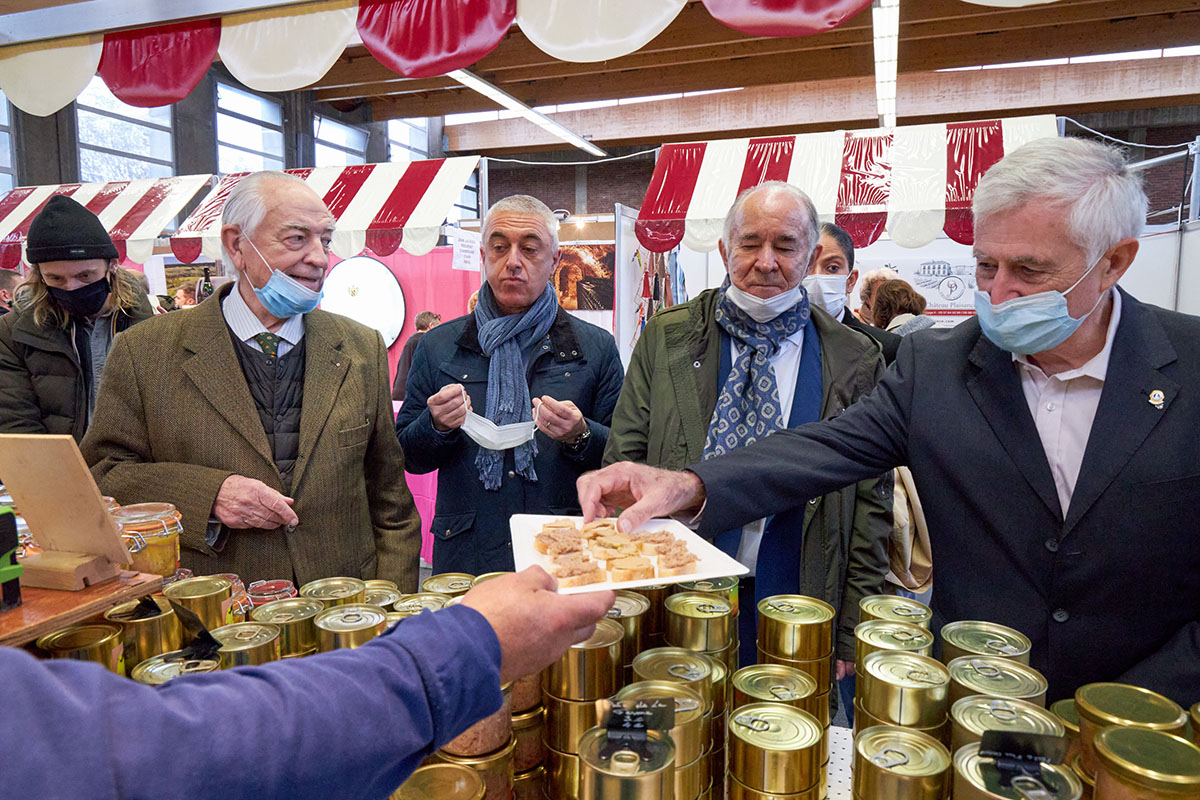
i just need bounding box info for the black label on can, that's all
[600,699,675,761]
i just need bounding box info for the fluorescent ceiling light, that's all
[872,0,899,129]
[447,69,607,158]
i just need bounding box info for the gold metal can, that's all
[363,586,403,609]
[512,765,544,800]
[1052,697,1083,764]
[250,597,323,656]
[104,596,182,673]
[435,738,515,800]
[853,725,950,800]
[946,655,1048,706]
[391,763,485,800]
[631,584,669,638]
[545,744,580,800]
[859,651,950,729]
[1095,727,1200,798]
[130,650,220,685]
[711,709,725,753]
[728,703,822,794]
[704,637,739,675]
[675,756,703,800]
[544,693,601,754]
[854,619,934,667]
[950,695,1065,752]
[853,697,947,745]
[544,617,623,701]
[676,576,740,615]
[757,595,835,661]
[211,621,281,668]
[706,748,723,796]
[732,664,818,712]
[709,656,728,717]
[954,742,1082,800]
[37,622,125,674]
[365,578,400,592]
[667,592,729,652]
[163,575,232,630]
[512,705,546,773]
[727,774,821,800]
[1073,753,1096,800]
[940,620,1032,665]
[858,594,933,629]
[607,590,651,665]
[756,648,832,694]
[577,727,674,800]
[632,647,714,711]
[299,576,367,607]
[667,591,735,652]
[392,592,453,616]
[471,571,510,587]
[422,572,474,596]
[445,683,513,757]
[612,680,707,764]
[1075,682,1188,777]
[314,602,387,651]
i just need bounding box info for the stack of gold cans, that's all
[949,695,1064,752]
[512,667,546,800]
[1073,682,1189,787]
[543,618,624,800]
[436,681,517,800]
[852,726,950,800]
[629,647,715,799]
[756,594,837,792]
[608,590,651,685]
[953,741,1083,800]
[939,620,1031,665]
[944,655,1048,706]
[631,584,670,649]
[727,702,824,799]
[1091,726,1200,799]
[577,728,675,800]
[855,651,950,743]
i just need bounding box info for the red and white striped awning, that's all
[0,175,212,268]
[635,114,1059,253]
[170,158,480,264]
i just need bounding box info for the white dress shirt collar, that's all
[222,279,306,354]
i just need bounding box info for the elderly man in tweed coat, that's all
[82,172,419,588]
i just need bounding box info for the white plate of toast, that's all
[510,514,749,595]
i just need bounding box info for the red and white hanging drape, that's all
[170,158,480,264]
[0,175,211,267]
[634,115,1058,252]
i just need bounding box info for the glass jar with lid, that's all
[113,502,182,577]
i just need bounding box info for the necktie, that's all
[253,332,281,359]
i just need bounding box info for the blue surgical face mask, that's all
[974,256,1107,356]
[243,237,323,318]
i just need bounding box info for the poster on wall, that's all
[555,242,616,334]
[853,235,977,327]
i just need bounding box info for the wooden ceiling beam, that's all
[438,56,1200,153]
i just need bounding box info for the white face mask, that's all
[801,274,848,320]
[725,283,805,323]
[459,396,540,451]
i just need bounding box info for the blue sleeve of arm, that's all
[692,335,915,537]
[1,605,502,800]
[395,338,462,473]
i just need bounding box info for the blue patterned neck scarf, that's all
[703,283,811,459]
[472,281,559,490]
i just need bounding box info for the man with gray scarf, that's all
[396,195,624,574]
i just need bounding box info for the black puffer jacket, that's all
[0,294,153,442]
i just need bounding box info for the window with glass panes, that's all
[76,77,173,181]
[447,168,480,224]
[313,115,367,167]
[217,83,284,173]
[0,90,16,191]
[387,118,429,165]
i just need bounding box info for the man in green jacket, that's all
[603,182,892,697]
[0,196,153,442]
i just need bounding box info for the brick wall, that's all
[1142,126,1196,219]
[484,155,656,214]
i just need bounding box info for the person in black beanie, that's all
[0,195,152,441]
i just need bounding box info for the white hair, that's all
[973,137,1147,264]
[484,194,559,251]
[722,181,821,262]
[221,171,316,264]
[859,267,900,302]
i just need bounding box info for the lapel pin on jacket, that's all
[1149,389,1165,410]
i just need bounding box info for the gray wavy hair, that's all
[484,194,560,251]
[973,137,1147,264]
[221,171,319,264]
[722,181,821,262]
